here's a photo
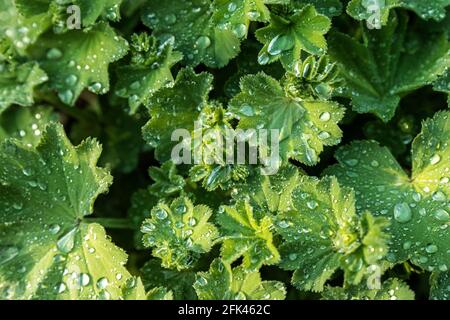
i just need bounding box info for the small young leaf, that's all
[255,5,331,70]
[218,201,280,271]
[194,259,286,300]
[141,197,219,270]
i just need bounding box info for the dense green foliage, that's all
[0,0,449,300]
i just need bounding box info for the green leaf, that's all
[229,72,344,165]
[0,105,58,146]
[430,272,450,300]
[146,286,174,300]
[70,103,145,173]
[325,111,450,271]
[0,61,48,113]
[15,0,123,29]
[347,0,450,26]
[28,22,128,105]
[255,5,331,70]
[141,197,219,270]
[322,278,415,300]
[115,33,183,114]
[0,0,52,52]
[142,0,241,68]
[0,123,138,300]
[67,0,123,26]
[275,176,390,291]
[218,200,280,271]
[329,12,450,121]
[194,259,286,300]
[142,67,213,161]
[141,259,197,300]
[295,0,343,17]
[187,103,249,191]
[231,165,305,214]
[148,161,186,197]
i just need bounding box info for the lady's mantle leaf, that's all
[0,61,48,114]
[194,259,286,300]
[347,0,450,26]
[141,197,219,270]
[142,67,213,161]
[329,12,450,121]
[0,123,137,300]
[229,72,344,165]
[322,278,415,300]
[28,22,128,105]
[142,0,241,68]
[255,5,331,70]
[275,176,389,292]
[218,200,280,271]
[141,259,197,300]
[115,33,183,114]
[430,272,450,300]
[325,111,450,272]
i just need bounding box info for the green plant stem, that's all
[83,217,134,230]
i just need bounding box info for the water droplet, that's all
[79,273,90,286]
[319,112,331,121]
[49,224,61,235]
[155,208,168,220]
[115,273,123,280]
[56,282,66,294]
[196,276,208,286]
[345,159,358,166]
[268,34,294,56]
[56,227,77,253]
[0,246,19,264]
[288,253,297,261]
[393,202,412,223]
[370,160,379,167]
[46,48,62,60]
[22,168,33,176]
[233,24,247,38]
[96,277,109,289]
[165,14,177,24]
[277,220,290,229]
[188,217,197,227]
[58,90,74,104]
[65,74,78,86]
[432,191,446,202]
[403,241,412,250]
[430,154,441,165]
[196,36,211,49]
[12,202,23,210]
[228,2,237,12]
[412,192,421,202]
[258,52,270,65]
[307,201,318,209]
[425,244,438,254]
[88,82,102,93]
[239,104,254,116]
[318,131,330,140]
[434,209,449,222]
